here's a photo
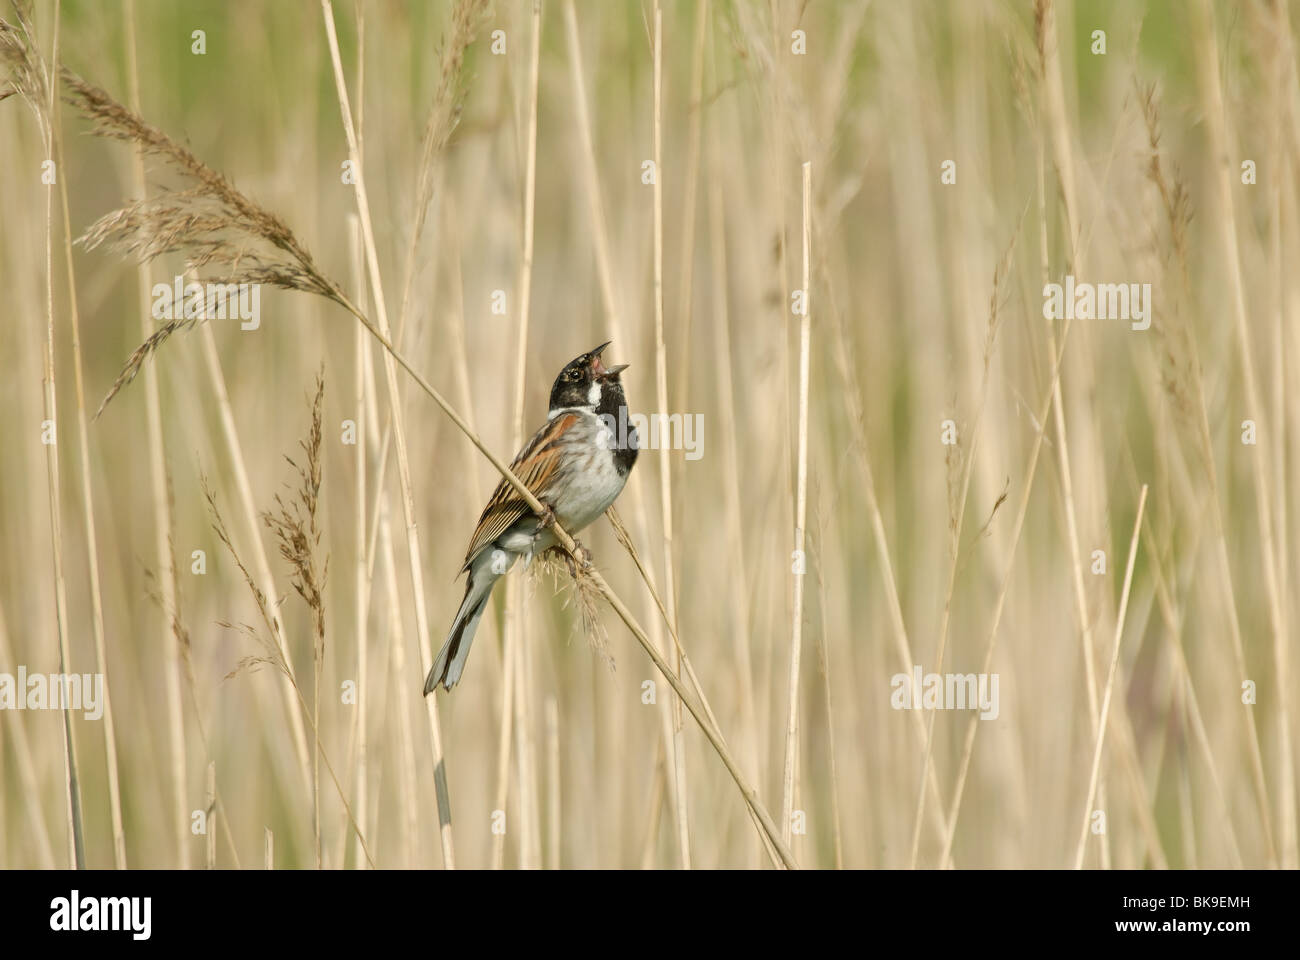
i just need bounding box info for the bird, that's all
[423,341,638,694]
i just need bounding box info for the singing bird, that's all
[423,342,638,693]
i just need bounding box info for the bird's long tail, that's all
[424,551,504,694]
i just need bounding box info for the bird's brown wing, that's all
[460,413,578,571]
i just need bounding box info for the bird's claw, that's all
[563,540,593,578]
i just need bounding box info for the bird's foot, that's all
[537,503,557,531]
[562,540,593,579]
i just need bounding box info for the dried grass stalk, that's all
[1,0,85,869]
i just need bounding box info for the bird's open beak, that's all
[589,340,628,378]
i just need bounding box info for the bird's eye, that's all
[566,369,580,382]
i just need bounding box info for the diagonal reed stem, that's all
[1073,485,1148,868]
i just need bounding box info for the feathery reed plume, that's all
[58,71,348,414]
[0,4,49,138]
[65,71,325,289]
[1136,80,1200,429]
[531,547,613,673]
[264,371,328,659]
[262,370,328,867]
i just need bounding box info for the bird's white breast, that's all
[551,412,629,533]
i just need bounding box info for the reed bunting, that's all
[423,342,639,693]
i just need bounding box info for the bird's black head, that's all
[548,341,628,415]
